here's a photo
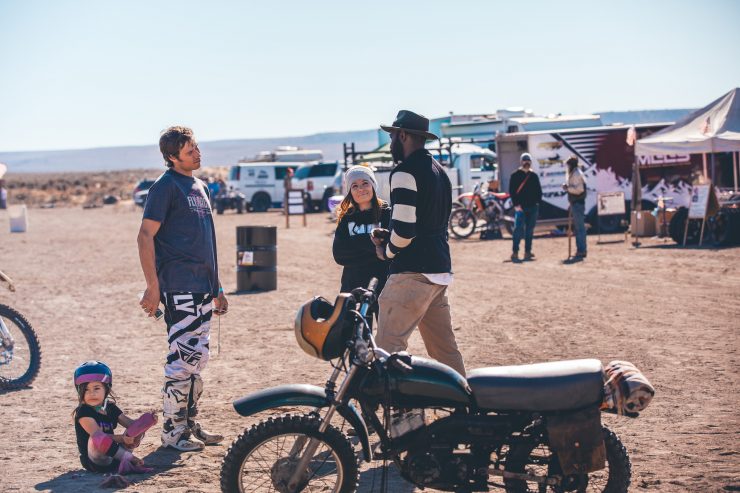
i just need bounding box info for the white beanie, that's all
[344,165,377,191]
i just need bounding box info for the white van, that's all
[227,162,303,212]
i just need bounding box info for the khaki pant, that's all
[376,273,466,376]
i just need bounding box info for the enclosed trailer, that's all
[496,123,703,232]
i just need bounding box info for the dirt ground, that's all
[0,204,738,493]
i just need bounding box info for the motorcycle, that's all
[220,280,653,492]
[0,270,41,390]
[450,182,515,239]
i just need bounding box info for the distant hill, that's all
[0,130,378,174]
[0,109,696,173]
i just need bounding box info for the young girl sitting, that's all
[332,165,390,327]
[73,361,155,475]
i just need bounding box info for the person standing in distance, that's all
[508,153,542,262]
[137,126,226,451]
[372,110,466,377]
[563,155,588,258]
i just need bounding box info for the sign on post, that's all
[285,189,307,228]
[688,185,711,219]
[597,191,626,216]
[596,191,626,244]
[683,183,719,246]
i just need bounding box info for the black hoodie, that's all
[332,204,391,294]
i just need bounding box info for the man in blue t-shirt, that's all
[137,126,228,452]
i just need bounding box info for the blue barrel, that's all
[236,226,277,292]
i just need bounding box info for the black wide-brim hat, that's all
[380,110,439,141]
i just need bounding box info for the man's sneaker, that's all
[191,422,223,445]
[511,252,519,262]
[524,252,535,261]
[161,425,205,451]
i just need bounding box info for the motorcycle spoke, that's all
[238,433,343,493]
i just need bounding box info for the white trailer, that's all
[495,123,702,232]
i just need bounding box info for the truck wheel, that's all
[669,207,707,244]
[250,193,271,213]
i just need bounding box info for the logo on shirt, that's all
[187,185,211,218]
[348,222,379,236]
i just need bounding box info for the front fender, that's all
[233,384,372,462]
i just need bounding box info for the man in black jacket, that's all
[371,110,466,377]
[508,153,543,262]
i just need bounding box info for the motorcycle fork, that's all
[0,317,14,351]
[285,363,343,457]
[287,363,360,491]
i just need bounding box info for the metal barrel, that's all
[236,226,277,292]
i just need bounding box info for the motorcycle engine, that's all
[401,448,473,488]
[482,194,501,219]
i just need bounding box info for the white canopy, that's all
[636,88,740,155]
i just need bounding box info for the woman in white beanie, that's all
[332,165,390,326]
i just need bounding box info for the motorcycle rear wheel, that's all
[449,209,477,239]
[220,413,358,493]
[0,304,41,390]
[503,426,630,493]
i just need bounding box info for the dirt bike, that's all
[450,182,515,239]
[0,270,41,390]
[220,279,653,492]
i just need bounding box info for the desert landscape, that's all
[0,201,738,492]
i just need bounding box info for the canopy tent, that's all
[635,87,740,191]
[636,88,740,155]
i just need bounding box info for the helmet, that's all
[74,361,113,388]
[295,294,355,361]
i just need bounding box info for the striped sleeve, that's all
[386,171,417,259]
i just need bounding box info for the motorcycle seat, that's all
[467,359,604,412]
[491,192,509,199]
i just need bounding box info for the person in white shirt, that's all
[563,156,588,258]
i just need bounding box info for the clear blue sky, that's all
[1,0,738,152]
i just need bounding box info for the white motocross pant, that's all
[160,292,212,429]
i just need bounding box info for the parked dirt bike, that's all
[450,182,515,239]
[0,271,41,390]
[220,279,653,492]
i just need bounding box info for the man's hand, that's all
[214,292,228,316]
[139,286,160,318]
[371,228,389,247]
[514,205,523,212]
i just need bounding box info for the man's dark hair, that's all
[566,156,579,167]
[159,126,194,168]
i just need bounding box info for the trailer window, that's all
[275,167,291,180]
[294,166,311,179]
[470,155,497,171]
[309,164,338,177]
[228,166,240,181]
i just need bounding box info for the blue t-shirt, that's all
[143,169,220,296]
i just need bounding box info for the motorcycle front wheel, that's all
[0,304,41,390]
[220,413,359,493]
[503,426,631,493]
[449,208,477,239]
